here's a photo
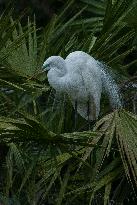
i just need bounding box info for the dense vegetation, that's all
[0,0,137,204]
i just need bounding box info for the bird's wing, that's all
[65,52,102,120]
[65,51,89,72]
[78,58,102,119]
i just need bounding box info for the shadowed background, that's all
[0,0,65,26]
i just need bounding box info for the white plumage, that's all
[42,51,122,120]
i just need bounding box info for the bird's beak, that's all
[42,64,50,71]
[46,68,50,71]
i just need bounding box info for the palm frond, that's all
[0,113,101,147]
[94,109,137,185]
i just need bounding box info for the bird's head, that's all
[42,56,66,76]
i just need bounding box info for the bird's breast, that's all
[65,73,87,100]
[47,70,68,93]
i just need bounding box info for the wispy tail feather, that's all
[98,62,123,109]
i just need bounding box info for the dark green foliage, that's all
[0,0,137,204]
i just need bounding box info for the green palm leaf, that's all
[94,109,137,185]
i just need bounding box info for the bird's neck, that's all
[56,61,67,76]
[47,65,67,92]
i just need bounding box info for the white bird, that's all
[42,51,122,120]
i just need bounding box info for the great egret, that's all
[42,51,122,120]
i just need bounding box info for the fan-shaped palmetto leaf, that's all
[0,6,16,55]
[60,110,137,204]
[91,0,136,65]
[2,18,38,77]
[94,109,137,186]
[0,113,103,204]
[0,113,101,146]
[0,14,49,116]
[66,109,137,204]
[65,157,123,203]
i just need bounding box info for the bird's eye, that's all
[46,63,50,67]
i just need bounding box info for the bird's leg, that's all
[52,91,59,112]
[87,96,91,130]
[64,94,67,131]
[74,100,78,131]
